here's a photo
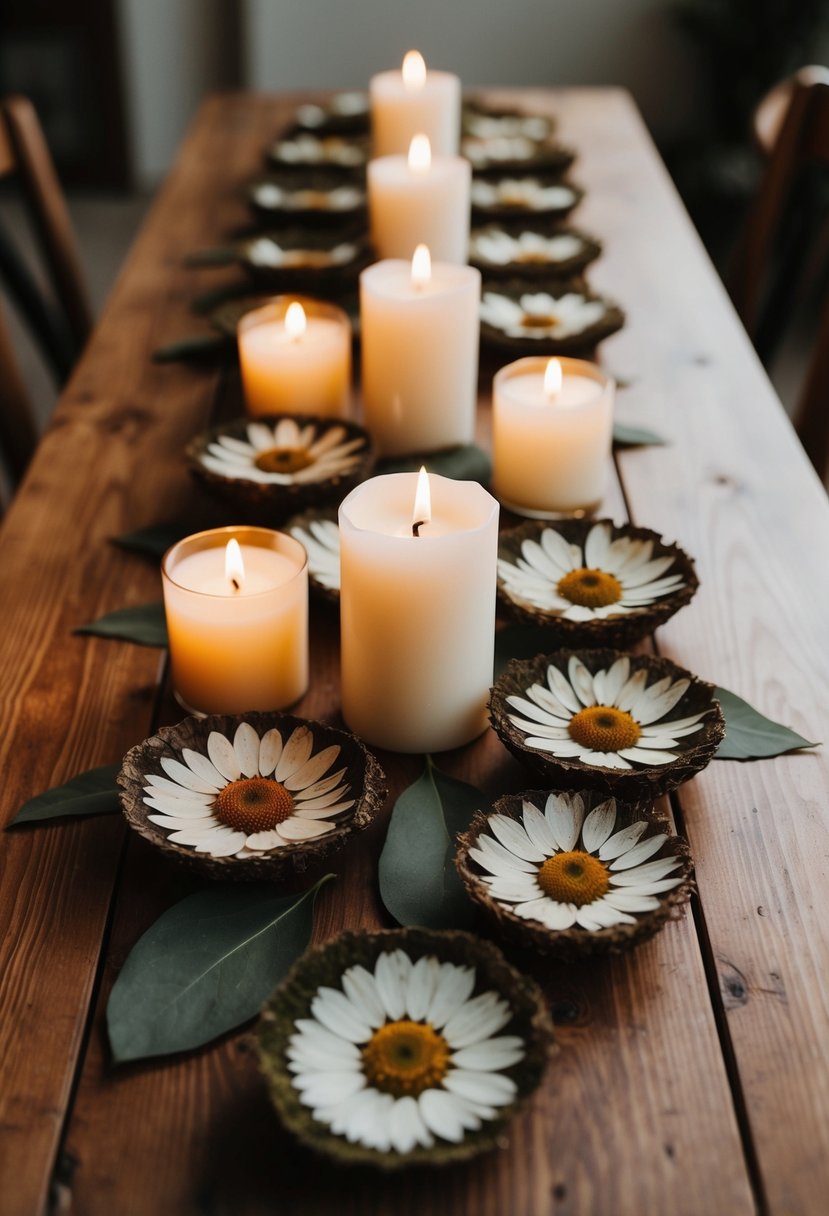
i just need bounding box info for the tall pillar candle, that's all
[368,134,470,264]
[360,251,480,455]
[370,51,461,156]
[238,297,352,418]
[492,357,615,517]
[162,527,308,715]
[339,471,499,753]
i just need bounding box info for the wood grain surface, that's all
[0,89,825,1216]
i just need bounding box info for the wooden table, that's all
[1,89,828,1216]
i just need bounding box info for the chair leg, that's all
[0,299,39,485]
[795,289,829,484]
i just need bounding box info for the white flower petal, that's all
[258,728,283,776]
[389,1095,427,1154]
[142,795,216,818]
[207,732,242,782]
[617,747,677,766]
[341,965,387,1027]
[284,745,340,791]
[147,812,217,831]
[506,694,567,727]
[525,682,574,721]
[181,748,225,788]
[159,757,220,795]
[374,950,412,1021]
[450,1036,525,1071]
[584,522,612,568]
[274,726,314,781]
[513,897,577,930]
[293,1070,366,1107]
[474,834,538,873]
[247,421,276,450]
[294,767,348,801]
[568,655,597,706]
[604,891,662,913]
[232,722,260,776]
[598,821,648,860]
[310,988,373,1043]
[443,992,512,1049]
[539,526,580,573]
[483,876,541,903]
[294,799,354,820]
[443,1069,517,1107]
[144,774,215,803]
[291,1019,362,1058]
[579,749,632,770]
[292,786,350,811]
[636,678,690,725]
[581,799,617,852]
[287,1042,362,1072]
[426,962,475,1028]
[405,955,442,1022]
[610,856,682,885]
[600,657,631,705]
[197,828,247,856]
[276,817,334,841]
[609,833,667,870]
[244,829,285,851]
[521,801,558,853]
[524,736,585,756]
[418,1089,468,1143]
[544,792,582,851]
[488,814,548,862]
[547,663,582,712]
[508,716,572,739]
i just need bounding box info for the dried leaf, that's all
[715,686,819,760]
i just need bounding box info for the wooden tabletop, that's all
[1,89,828,1216]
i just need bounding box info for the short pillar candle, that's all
[368,134,470,264]
[492,356,615,517]
[162,527,308,715]
[339,470,499,753]
[237,297,352,419]
[360,250,480,456]
[370,51,461,157]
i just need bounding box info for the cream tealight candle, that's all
[340,470,499,753]
[492,356,615,517]
[360,250,480,455]
[370,51,461,157]
[238,297,351,418]
[368,134,471,264]
[162,527,308,715]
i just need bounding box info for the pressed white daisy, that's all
[505,654,706,771]
[247,237,358,270]
[462,135,539,167]
[470,226,586,267]
[142,721,355,858]
[464,112,551,141]
[468,792,684,932]
[252,182,365,213]
[498,521,687,620]
[197,418,367,487]
[287,948,526,1153]
[289,517,341,591]
[480,289,607,340]
[470,177,577,211]
[271,133,366,167]
[297,92,369,128]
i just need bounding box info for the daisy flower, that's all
[252,182,365,213]
[464,112,551,141]
[289,517,340,591]
[471,226,586,268]
[468,793,684,932]
[197,419,367,486]
[271,133,366,167]
[470,177,577,212]
[462,135,539,167]
[247,237,358,270]
[297,92,369,128]
[480,289,607,340]
[498,521,687,620]
[287,948,526,1153]
[142,721,355,858]
[506,654,707,771]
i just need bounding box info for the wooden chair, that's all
[730,67,829,481]
[0,95,93,495]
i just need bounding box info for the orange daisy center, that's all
[213,777,294,833]
[568,705,641,752]
[557,567,622,608]
[254,446,313,474]
[537,850,609,905]
[362,1020,450,1098]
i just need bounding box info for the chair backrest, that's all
[0,296,38,495]
[731,67,829,482]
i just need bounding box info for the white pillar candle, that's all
[162,527,308,715]
[370,51,461,157]
[368,134,470,264]
[360,251,480,456]
[340,470,499,753]
[238,298,352,418]
[492,356,615,517]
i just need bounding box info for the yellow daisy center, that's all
[537,850,609,906]
[213,777,295,833]
[361,1020,450,1098]
[568,705,641,752]
[254,446,313,474]
[557,567,622,608]
[520,312,557,328]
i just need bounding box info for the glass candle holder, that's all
[237,296,352,419]
[161,526,308,716]
[492,356,615,518]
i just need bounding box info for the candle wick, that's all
[412,519,426,537]
[231,578,241,592]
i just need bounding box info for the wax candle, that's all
[162,527,308,715]
[368,134,470,264]
[340,470,499,753]
[492,357,615,517]
[360,250,480,455]
[370,51,461,157]
[237,297,352,418]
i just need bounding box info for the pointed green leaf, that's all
[495,624,560,678]
[378,444,492,485]
[112,523,191,561]
[153,334,230,363]
[613,422,667,447]
[378,758,484,930]
[107,874,334,1063]
[75,602,168,648]
[715,686,820,760]
[8,764,121,828]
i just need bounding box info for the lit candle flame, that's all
[402,50,426,89]
[408,133,431,173]
[544,358,563,399]
[285,301,307,339]
[412,466,431,537]
[225,538,245,592]
[411,244,431,289]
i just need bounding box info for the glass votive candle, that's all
[492,356,615,518]
[161,526,308,716]
[237,296,352,418]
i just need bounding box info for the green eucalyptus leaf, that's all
[715,686,819,760]
[8,764,121,828]
[112,522,191,561]
[107,874,334,1063]
[378,758,484,930]
[153,334,231,363]
[494,624,560,678]
[75,602,168,648]
[378,444,492,485]
[613,422,667,447]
